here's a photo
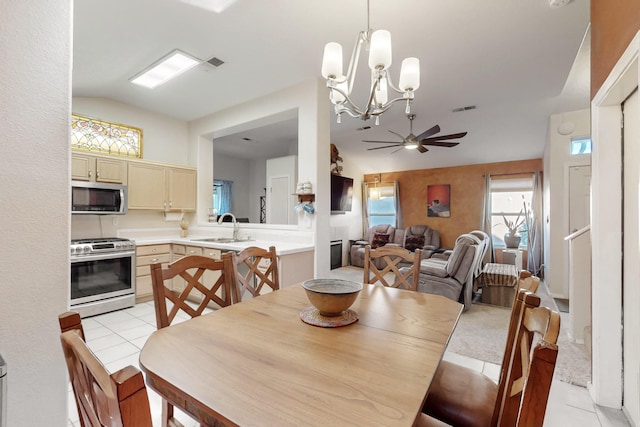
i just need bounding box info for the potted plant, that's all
[503,209,525,248]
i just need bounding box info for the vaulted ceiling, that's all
[73,0,590,173]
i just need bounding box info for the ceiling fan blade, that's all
[367,144,402,151]
[363,140,401,144]
[391,146,405,154]
[416,125,440,141]
[388,130,406,140]
[417,145,428,153]
[421,132,468,143]
[421,141,460,148]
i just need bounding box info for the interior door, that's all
[267,175,290,225]
[623,88,640,426]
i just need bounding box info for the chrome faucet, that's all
[217,213,239,241]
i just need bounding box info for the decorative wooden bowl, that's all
[302,279,362,317]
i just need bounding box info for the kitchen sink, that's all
[191,237,254,244]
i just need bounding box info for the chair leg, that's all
[161,399,173,427]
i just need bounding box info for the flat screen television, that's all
[331,174,354,214]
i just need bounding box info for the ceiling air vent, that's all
[206,57,225,68]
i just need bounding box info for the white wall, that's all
[545,109,591,297]
[328,154,364,267]
[189,79,331,275]
[0,1,71,425]
[73,97,191,166]
[214,153,252,220]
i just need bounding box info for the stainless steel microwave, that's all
[71,181,128,215]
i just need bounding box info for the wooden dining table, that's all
[139,283,463,427]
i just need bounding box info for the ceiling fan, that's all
[363,114,467,154]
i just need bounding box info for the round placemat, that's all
[300,307,359,328]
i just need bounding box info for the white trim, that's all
[590,30,640,408]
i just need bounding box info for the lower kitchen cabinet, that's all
[135,244,171,303]
[171,244,222,306]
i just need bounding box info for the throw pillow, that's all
[371,233,390,249]
[404,235,425,252]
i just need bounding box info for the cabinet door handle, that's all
[96,170,100,178]
[88,170,92,178]
[151,258,159,262]
[169,201,173,208]
[189,250,197,254]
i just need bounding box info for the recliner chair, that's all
[402,224,441,259]
[412,233,483,309]
[350,224,404,268]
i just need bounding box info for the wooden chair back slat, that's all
[494,291,561,427]
[150,253,237,329]
[58,312,155,427]
[232,246,279,302]
[363,245,421,291]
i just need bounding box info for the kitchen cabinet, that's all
[128,163,196,211]
[135,244,171,303]
[71,153,127,184]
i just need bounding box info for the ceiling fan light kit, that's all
[363,114,467,154]
[321,0,420,125]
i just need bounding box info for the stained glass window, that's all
[71,114,143,158]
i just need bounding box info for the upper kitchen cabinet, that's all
[71,153,127,184]
[128,162,196,211]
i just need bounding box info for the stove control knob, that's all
[115,243,121,249]
[83,245,91,253]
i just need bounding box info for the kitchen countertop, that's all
[132,236,315,256]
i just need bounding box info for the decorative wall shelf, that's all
[294,193,315,203]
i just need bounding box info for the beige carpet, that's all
[328,267,591,388]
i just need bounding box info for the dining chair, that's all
[150,253,237,329]
[364,244,422,290]
[149,253,236,426]
[421,289,560,427]
[231,245,279,303]
[58,312,176,427]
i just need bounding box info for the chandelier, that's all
[321,0,420,124]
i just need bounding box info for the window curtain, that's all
[394,181,402,229]
[214,179,233,215]
[361,181,372,235]
[481,174,495,262]
[527,171,543,276]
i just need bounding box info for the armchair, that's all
[411,234,483,309]
[402,225,441,259]
[350,224,404,268]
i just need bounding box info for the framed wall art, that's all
[427,184,451,217]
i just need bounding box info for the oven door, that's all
[70,251,135,306]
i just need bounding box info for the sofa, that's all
[350,224,440,268]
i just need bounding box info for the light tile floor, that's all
[67,301,631,427]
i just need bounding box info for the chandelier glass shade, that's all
[321,2,420,124]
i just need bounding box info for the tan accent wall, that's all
[364,158,542,248]
[591,0,640,99]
